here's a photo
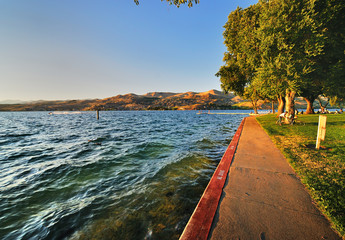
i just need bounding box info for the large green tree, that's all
[298,0,345,113]
[316,0,345,105]
[253,0,324,117]
[216,5,262,113]
[218,0,329,117]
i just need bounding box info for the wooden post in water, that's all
[96,110,99,120]
[316,115,327,149]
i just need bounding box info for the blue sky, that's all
[0,0,257,101]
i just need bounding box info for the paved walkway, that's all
[209,117,341,240]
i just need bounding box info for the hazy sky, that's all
[0,0,257,101]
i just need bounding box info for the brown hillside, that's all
[0,90,310,111]
[143,92,177,98]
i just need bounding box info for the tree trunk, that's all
[271,101,275,114]
[277,95,285,115]
[304,97,315,114]
[317,96,329,113]
[251,100,258,114]
[285,90,296,124]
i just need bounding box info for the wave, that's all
[0,111,243,240]
[3,133,35,138]
[49,111,83,115]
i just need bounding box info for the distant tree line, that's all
[134,0,199,7]
[216,0,345,115]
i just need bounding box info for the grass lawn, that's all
[256,113,345,237]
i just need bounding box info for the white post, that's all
[316,115,327,149]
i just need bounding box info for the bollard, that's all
[316,115,327,149]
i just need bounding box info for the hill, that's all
[83,90,237,111]
[0,90,309,111]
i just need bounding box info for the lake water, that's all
[0,110,248,240]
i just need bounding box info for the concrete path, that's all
[209,117,341,240]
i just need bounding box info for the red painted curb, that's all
[179,117,246,240]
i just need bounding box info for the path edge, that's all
[179,117,246,240]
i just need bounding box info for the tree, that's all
[243,83,263,114]
[296,0,345,114]
[315,0,345,104]
[217,0,325,117]
[216,5,262,113]
[253,0,324,119]
[134,0,199,7]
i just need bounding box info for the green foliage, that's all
[257,114,345,237]
[216,64,247,96]
[318,1,345,101]
[218,0,345,114]
[254,0,324,99]
[302,0,345,105]
[215,4,263,111]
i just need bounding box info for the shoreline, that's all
[180,116,341,239]
[179,118,245,240]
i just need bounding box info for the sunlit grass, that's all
[257,114,345,237]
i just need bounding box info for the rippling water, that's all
[0,110,247,240]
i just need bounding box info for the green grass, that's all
[257,114,345,238]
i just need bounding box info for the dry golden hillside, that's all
[0,90,309,111]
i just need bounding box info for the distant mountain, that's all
[143,92,177,98]
[0,100,28,104]
[85,90,237,111]
[0,90,308,111]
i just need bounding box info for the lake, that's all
[0,110,248,240]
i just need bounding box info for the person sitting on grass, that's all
[277,111,287,125]
[286,111,295,125]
